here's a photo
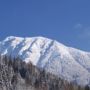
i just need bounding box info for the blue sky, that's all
[0,0,90,51]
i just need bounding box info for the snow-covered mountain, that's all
[0,36,90,86]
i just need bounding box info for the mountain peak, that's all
[4,36,51,41]
[0,36,90,86]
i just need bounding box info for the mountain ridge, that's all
[0,36,90,86]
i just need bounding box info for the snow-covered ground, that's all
[0,36,90,86]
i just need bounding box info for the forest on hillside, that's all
[0,55,89,90]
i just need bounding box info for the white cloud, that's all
[73,24,90,39]
[74,23,82,29]
[79,27,90,39]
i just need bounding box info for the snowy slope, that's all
[0,36,90,86]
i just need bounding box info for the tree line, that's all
[0,55,89,90]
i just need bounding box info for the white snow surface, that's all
[0,36,90,86]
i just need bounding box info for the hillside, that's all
[0,55,89,90]
[0,36,90,86]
